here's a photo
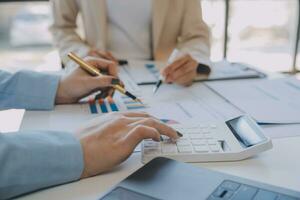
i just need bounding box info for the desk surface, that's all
[0,65,298,199]
[15,136,300,200]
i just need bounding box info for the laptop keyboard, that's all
[208,180,300,200]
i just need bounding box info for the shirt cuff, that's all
[0,131,84,199]
[3,70,60,110]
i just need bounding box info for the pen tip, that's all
[153,80,162,94]
[136,98,143,104]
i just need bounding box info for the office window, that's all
[0,2,55,72]
[202,0,226,61]
[226,0,298,72]
[0,0,299,74]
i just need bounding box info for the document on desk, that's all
[21,83,242,132]
[119,60,165,85]
[22,78,300,139]
[207,77,300,124]
[195,60,265,81]
[119,60,265,85]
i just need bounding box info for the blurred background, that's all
[0,0,299,75]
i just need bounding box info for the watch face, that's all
[197,63,211,74]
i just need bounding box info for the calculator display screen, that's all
[226,116,267,148]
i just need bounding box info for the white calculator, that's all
[142,115,272,163]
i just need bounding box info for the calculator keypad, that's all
[143,124,222,155]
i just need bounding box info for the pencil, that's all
[68,52,142,104]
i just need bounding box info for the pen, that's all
[68,52,143,104]
[153,49,179,94]
[118,59,128,66]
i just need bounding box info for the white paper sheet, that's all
[207,77,300,124]
[261,124,300,139]
[119,60,265,84]
[195,60,265,81]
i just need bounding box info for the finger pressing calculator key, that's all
[142,115,272,163]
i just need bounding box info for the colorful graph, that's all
[121,95,148,110]
[88,94,149,114]
[88,97,119,114]
[88,99,98,114]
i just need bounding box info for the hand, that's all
[55,57,119,104]
[88,49,118,64]
[78,112,180,178]
[162,54,198,86]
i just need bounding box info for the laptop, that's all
[99,157,300,200]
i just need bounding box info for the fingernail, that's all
[111,78,120,85]
[177,131,183,137]
[160,135,164,141]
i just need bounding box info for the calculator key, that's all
[181,134,189,139]
[181,127,197,131]
[202,129,210,133]
[231,185,258,200]
[207,139,218,145]
[191,140,206,146]
[203,133,214,139]
[253,189,278,200]
[212,187,234,199]
[176,140,191,146]
[194,145,209,153]
[178,146,193,153]
[221,181,240,191]
[210,124,217,129]
[144,142,160,148]
[209,144,220,152]
[144,148,161,155]
[189,134,204,139]
[185,130,201,134]
[162,144,178,154]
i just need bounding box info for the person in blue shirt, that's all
[0,57,179,200]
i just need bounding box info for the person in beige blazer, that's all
[50,0,211,86]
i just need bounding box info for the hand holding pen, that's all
[68,52,142,103]
[153,49,211,93]
[56,57,120,104]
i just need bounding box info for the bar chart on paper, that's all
[88,95,148,114]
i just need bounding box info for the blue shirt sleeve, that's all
[0,131,84,200]
[0,70,60,110]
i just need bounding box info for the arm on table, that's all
[0,70,59,110]
[0,131,83,200]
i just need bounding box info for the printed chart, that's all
[88,95,148,114]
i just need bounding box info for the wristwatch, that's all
[197,63,211,74]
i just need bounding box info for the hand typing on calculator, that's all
[142,115,273,163]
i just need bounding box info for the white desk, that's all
[15,136,300,200]
[0,62,298,199]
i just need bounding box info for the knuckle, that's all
[115,116,127,124]
[134,125,147,136]
[146,118,157,126]
[135,124,145,131]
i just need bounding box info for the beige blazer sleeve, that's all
[176,0,211,66]
[50,0,90,67]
